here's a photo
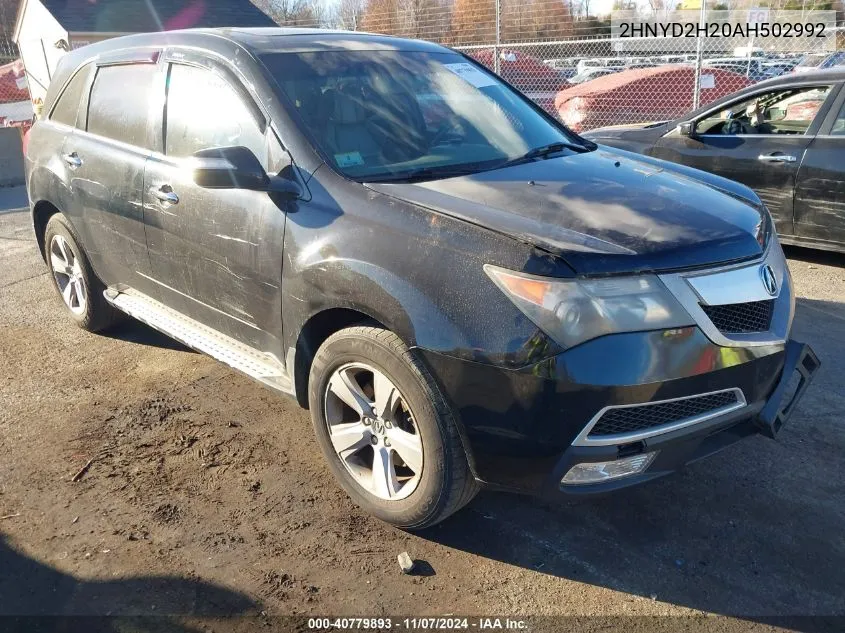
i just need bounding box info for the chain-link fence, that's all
[328,3,841,131]
[0,0,28,130]
[1,0,842,132]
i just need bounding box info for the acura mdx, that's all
[24,28,819,529]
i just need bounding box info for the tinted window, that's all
[87,64,157,147]
[51,65,90,127]
[165,64,265,159]
[261,51,586,182]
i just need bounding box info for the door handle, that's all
[758,153,797,163]
[62,152,82,168]
[151,186,179,205]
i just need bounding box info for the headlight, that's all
[484,265,694,349]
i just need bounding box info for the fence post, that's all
[692,0,707,110]
[494,0,501,74]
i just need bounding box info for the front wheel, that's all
[308,326,478,529]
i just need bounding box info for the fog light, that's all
[561,452,657,486]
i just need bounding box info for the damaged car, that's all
[24,28,818,528]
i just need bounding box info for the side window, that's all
[829,100,845,135]
[697,86,832,136]
[87,64,157,148]
[50,64,91,127]
[165,64,265,160]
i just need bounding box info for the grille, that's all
[589,391,740,437]
[700,300,774,334]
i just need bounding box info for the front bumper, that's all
[552,340,819,495]
[420,333,819,496]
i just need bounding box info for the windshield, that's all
[259,50,585,182]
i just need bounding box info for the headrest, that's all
[328,85,369,125]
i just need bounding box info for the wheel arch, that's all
[32,199,62,261]
[292,307,481,483]
[292,306,387,409]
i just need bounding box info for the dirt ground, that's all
[1,196,844,631]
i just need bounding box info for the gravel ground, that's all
[1,198,843,631]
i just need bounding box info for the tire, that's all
[308,326,478,529]
[44,213,120,332]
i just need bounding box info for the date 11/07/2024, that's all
[307,617,529,630]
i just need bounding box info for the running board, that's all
[104,288,293,395]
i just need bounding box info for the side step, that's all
[104,288,293,395]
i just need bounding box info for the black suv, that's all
[25,28,818,529]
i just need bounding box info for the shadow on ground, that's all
[421,297,845,630]
[0,534,258,632]
[783,244,845,268]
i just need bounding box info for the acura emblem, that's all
[761,264,778,297]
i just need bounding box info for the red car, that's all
[555,65,753,132]
[467,49,568,114]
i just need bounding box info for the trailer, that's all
[12,0,275,119]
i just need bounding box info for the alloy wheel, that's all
[49,234,87,315]
[324,362,423,501]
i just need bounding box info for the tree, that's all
[253,0,320,26]
[450,0,496,44]
[337,0,367,30]
[501,0,573,42]
[361,0,401,34]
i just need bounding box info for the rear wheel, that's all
[308,326,478,529]
[44,214,120,332]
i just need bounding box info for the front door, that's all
[143,60,291,354]
[654,84,837,237]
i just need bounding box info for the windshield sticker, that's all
[443,63,498,89]
[335,151,365,167]
[700,74,715,89]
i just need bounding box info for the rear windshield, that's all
[259,50,581,182]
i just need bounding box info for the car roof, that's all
[39,0,275,32]
[59,27,449,60]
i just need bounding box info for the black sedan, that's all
[584,68,845,254]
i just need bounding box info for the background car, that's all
[703,57,773,82]
[583,69,845,254]
[555,65,752,132]
[465,48,569,113]
[793,53,828,73]
[566,66,619,85]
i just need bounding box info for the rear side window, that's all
[50,65,90,127]
[87,64,157,148]
[165,64,265,159]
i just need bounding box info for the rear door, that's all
[62,57,159,293]
[653,84,837,237]
[793,83,845,249]
[143,56,290,352]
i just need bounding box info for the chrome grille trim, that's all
[658,239,794,348]
[571,388,747,447]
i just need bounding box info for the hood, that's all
[583,121,670,139]
[367,149,767,275]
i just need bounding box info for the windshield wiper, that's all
[366,164,483,184]
[496,141,590,169]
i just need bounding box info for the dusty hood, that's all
[367,149,766,275]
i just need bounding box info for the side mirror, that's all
[191,146,270,190]
[679,121,697,137]
[191,146,303,200]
